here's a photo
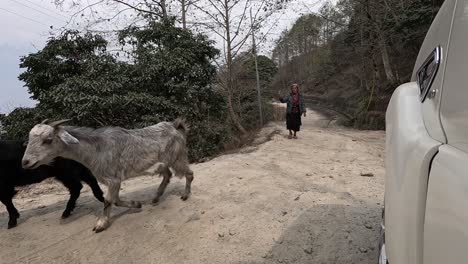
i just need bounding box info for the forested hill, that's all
[271,0,444,129]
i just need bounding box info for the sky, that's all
[0,0,326,114]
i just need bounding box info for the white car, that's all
[381,1,468,263]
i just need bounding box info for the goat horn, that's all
[49,119,71,128]
[41,119,49,124]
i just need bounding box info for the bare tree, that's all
[54,0,194,31]
[360,0,397,83]
[191,0,288,134]
[110,0,168,19]
[55,0,288,134]
[176,0,199,29]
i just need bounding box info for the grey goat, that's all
[21,119,193,232]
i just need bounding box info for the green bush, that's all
[4,20,229,161]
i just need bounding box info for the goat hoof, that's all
[181,195,189,201]
[152,198,159,204]
[93,227,106,233]
[134,201,142,208]
[8,217,18,229]
[61,211,71,219]
[93,219,110,233]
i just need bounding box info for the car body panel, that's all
[384,1,468,263]
[385,83,441,264]
[424,145,468,263]
[411,0,458,144]
[440,0,468,153]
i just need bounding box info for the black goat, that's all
[0,140,104,229]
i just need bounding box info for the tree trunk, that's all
[227,93,247,134]
[181,0,187,29]
[378,36,396,83]
[224,0,247,135]
[369,34,381,81]
[160,0,168,19]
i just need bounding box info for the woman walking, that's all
[279,83,306,139]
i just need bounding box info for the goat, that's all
[22,118,193,232]
[0,140,104,229]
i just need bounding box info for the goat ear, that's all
[57,130,79,145]
[22,141,28,147]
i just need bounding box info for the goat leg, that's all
[1,197,20,229]
[56,176,83,218]
[1,188,20,229]
[181,169,194,201]
[79,170,105,203]
[93,182,119,233]
[152,167,172,204]
[62,191,80,219]
[93,200,112,233]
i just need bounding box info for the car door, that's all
[384,1,456,263]
[411,0,458,144]
[424,1,468,262]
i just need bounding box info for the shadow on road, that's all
[0,183,184,229]
[237,204,381,264]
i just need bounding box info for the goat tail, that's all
[173,118,189,135]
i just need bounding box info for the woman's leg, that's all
[288,130,293,139]
[293,112,300,138]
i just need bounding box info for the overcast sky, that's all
[0,0,325,114]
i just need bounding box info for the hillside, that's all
[271,0,444,129]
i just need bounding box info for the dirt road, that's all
[0,111,385,264]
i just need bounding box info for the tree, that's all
[231,53,277,129]
[55,0,199,31]
[272,14,323,65]
[0,114,5,139]
[19,31,110,107]
[0,108,41,140]
[176,0,199,29]
[189,0,289,134]
[8,21,228,160]
[271,0,443,129]
[54,0,291,134]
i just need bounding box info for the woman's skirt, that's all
[286,112,302,132]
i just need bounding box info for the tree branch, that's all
[111,0,163,18]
